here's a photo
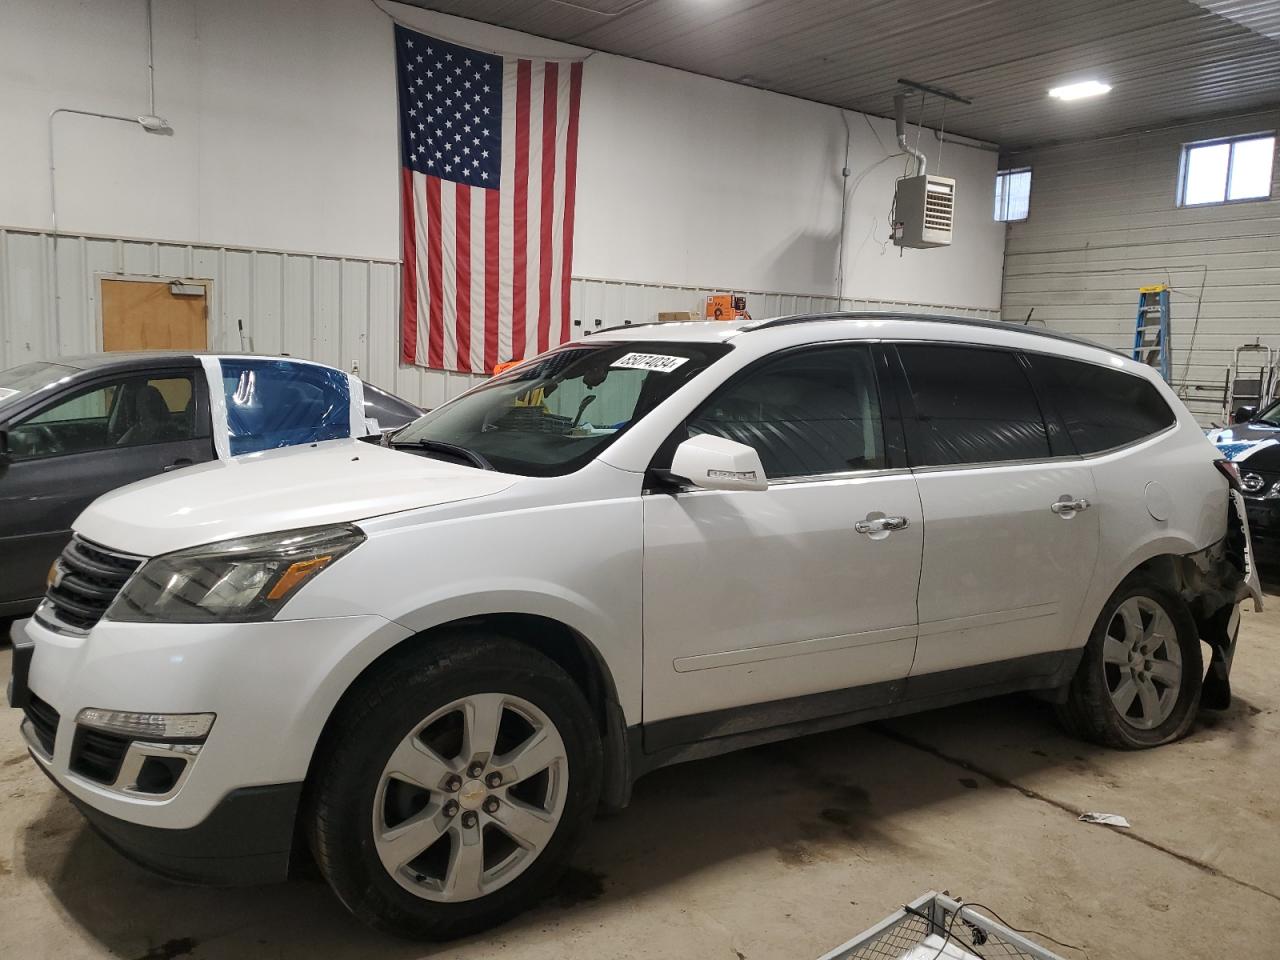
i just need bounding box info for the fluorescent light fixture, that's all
[1048,80,1112,101]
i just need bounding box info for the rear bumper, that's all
[34,760,301,885]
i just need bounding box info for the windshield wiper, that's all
[391,438,495,471]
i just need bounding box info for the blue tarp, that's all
[220,358,351,456]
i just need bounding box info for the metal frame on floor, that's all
[817,891,1066,960]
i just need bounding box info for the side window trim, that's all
[888,341,1064,470]
[1014,350,1076,458]
[644,340,895,489]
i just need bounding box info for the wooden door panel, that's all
[101,279,208,352]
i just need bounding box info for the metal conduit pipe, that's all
[894,93,927,177]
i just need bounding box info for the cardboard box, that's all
[657,311,695,322]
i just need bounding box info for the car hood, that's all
[75,438,519,557]
[1207,422,1280,445]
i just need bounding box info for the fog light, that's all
[76,709,215,741]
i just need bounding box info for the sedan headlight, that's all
[107,524,366,624]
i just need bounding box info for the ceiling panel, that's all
[406,0,1280,147]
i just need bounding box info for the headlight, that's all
[106,524,366,624]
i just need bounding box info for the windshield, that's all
[0,361,77,411]
[393,340,731,476]
[1254,399,1280,426]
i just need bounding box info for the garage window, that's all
[993,167,1031,221]
[1178,133,1275,206]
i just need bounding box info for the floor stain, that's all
[819,807,851,826]
[0,855,11,877]
[1030,749,1049,758]
[958,777,980,789]
[3,753,28,767]
[131,938,198,960]
[775,841,817,867]
[554,867,606,908]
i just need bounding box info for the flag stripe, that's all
[524,66,544,361]
[561,62,583,344]
[537,62,559,355]
[483,186,500,373]
[400,167,419,364]
[440,180,458,371]
[497,59,518,368]
[455,183,472,373]
[511,59,532,361]
[470,185,487,374]
[425,174,445,370]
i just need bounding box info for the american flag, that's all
[395,24,584,374]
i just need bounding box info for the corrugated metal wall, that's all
[1001,109,1280,425]
[0,226,998,409]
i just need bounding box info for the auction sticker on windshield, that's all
[611,353,690,373]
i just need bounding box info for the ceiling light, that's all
[1048,80,1111,101]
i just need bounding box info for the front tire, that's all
[307,634,602,939]
[1057,577,1203,749]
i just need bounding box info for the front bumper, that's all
[12,611,411,882]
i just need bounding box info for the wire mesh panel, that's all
[818,892,1067,960]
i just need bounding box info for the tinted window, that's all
[8,375,197,461]
[687,345,885,480]
[897,345,1050,466]
[1029,354,1176,453]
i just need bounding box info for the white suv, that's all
[11,314,1260,939]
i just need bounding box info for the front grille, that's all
[23,695,60,756]
[70,726,130,784]
[40,537,143,632]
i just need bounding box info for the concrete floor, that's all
[3,599,1280,960]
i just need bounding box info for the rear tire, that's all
[1057,576,1202,749]
[307,633,602,939]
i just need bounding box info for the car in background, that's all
[0,352,421,619]
[1205,401,1280,564]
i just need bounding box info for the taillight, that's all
[1215,459,1242,492]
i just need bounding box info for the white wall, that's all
[0,0,1004,314]
[1001,109,1280,424]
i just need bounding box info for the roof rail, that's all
[742,311,1119,354]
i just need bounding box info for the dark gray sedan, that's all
[0,352,422,618]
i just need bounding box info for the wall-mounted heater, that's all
[893,174,956,248]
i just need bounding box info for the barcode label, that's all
[611,352,689,373]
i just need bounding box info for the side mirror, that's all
[1234,405,1258,424]
[670,434,768,492]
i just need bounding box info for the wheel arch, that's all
[300,607,633,843]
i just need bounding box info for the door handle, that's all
[1050,496,1090,516]
[164,458,194,472]
[855,515,909,535]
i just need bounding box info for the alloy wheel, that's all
[1102,596,1183,731]
[371,693,569,902]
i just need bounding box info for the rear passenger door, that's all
[891,343,1100,684]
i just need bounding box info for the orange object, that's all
[492,359,521,376]
[705,295,734,321]
[705,294,748,321]
[266,556,333,601]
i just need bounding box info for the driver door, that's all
[0,370,213,610]
[640,344,922,750]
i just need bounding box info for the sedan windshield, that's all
[393,340,731,476]
[1254,399,1280,427]
[0,361,77,411]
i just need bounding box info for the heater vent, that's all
[893,175,956,248]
